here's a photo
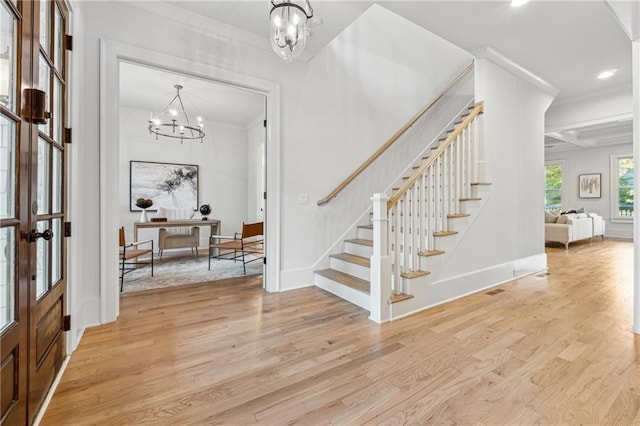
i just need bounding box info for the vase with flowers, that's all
[135,198,153,222]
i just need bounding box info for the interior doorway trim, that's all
[99,39,281,323]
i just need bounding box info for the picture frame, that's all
[130,161,199,211]
[578,173,601,199]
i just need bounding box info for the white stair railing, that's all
[370,102,484,320]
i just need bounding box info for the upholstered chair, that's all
[156,207,200,258]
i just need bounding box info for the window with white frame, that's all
[610,154,634,221]
[545,162,564,211]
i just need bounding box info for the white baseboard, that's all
[391,253,548,320]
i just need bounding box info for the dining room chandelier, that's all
[269,0,313,63]
[148,84,205,143]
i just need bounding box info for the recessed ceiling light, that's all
[511,0,530,7]
[597,70,616,79]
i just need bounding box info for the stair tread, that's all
[447,213,471,218]
[401,270,431,279]
[389,293,414,304]
[459,197,482,201]
[418,250,445,257]
[315,268,370,294]
[357,224,373,230]
[471,182,492,186]
[433,230,458,237]
[330,252,370,267]
[344,238,373,247]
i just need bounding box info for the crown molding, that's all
[549,82,633,108]
[473,46,559,97]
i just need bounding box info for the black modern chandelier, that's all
[148,84,205,143]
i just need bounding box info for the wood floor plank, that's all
[42,240,639,425]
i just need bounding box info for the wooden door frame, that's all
[98,40,282,323]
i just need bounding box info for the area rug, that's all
[121,253,263,293]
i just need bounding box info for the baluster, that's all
[455,134,461,213]
[418,172,428,262]
[448,144,454,214]
[411,181,418,272]
[393,202,401,295]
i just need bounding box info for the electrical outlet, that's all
[298,193,309,205]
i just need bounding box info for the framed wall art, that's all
[578,173,601,199]
[130,161,199,211]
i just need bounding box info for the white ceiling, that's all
[122,1,636,146]
[167,0,633,101]
[119,61,265,126]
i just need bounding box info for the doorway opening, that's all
[117,61,267,293]
[99,39,282,324]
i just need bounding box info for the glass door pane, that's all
[36,220,50,299]
[0,115,15,218]
[39,0,50,56]
[38,54,50,136]
[0,226,15,330]
[1,1,17,112]
[51,218,61,285]
[52,145,62,213]
[37,137,50,214]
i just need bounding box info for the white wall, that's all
[118,106,249,248]
[66,0,511,340]
[436,57,555,283]
[545,143,633,239]
[280,5,473,285]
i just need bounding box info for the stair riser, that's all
[357,227,373,240]
[344,241,373,258]
[418,253,446,274]
[315,274,370,311]
[432,232,460,253]
[330,257,370,281]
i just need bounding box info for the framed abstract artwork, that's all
[130,161,199,211]
[578,173,601,199]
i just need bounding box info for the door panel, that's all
[28,0,69,422]
[1,0,28,423]
[1,1,69,424]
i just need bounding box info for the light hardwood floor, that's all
[43,240,639,425]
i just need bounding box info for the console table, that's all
[134,219,220,245]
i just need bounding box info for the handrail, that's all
[317,61,475,206]
[387,102,484,210]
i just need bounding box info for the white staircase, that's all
[314,102,487,322]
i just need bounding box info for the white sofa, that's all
[545,212,605,250]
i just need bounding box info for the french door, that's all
[1,0,69,424]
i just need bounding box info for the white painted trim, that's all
[606,0,640,42]
[390,253,548,321]
[99,39,282,324]
[546,113,633,134]
[473,46,559,97]
[32,355,71,426]
[632,40,640,334]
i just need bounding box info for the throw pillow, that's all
[557,215,569,224]
[545,211,558,223]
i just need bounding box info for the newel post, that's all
[369,193,392,323]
